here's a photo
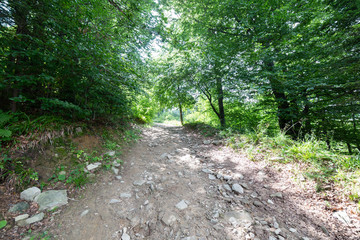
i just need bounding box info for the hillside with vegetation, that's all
[0,0,359,239]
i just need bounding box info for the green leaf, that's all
[0,220,7,229]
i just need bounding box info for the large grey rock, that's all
[17,212,44,226]
[232,184,244,194]
[224,211,253,225]
[34,190,68,211]
[20,187,41,201]
[8,202,29,213]
[14,214,29,222]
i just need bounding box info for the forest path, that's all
[49,124,355,240]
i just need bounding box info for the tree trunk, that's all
[216,78,226,128]
[179,101,184,125]
[265,60,292,133]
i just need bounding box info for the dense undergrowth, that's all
[184,122,360,212]
[0,111,141,194]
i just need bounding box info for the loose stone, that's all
[20,187,41,201]
[120,193,132,198]
[15,214,29,222]
[270,192,283,198]
[8,202,29,213]
[232,184,244,194]
[208,174,216,180]
[175,200,188,210]
[133,180,146,186]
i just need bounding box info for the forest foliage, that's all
[154,0,360,153]
[0,0,359,152]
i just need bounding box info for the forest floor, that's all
[44,123,359,240]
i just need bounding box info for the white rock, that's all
[120,193,132,198]
[87,162,101,171]
[175,200,188,210]
[15,214,29,222]
[224,211,253,225]
[109,199,121,204]
[106,151,116,157]
[17,213,44,226]
[275,228,281,235]
[223,175,232,181]
[112,167,119,175]
[289,228,297,233]
[268,199,274,204]
[122,227,130,240]
[113,160,121,167]
[162,212,177,226]
[116,176,122,180]
[80,210,89,217]
[20,187,41,201]
[232,184,244,194]
[202,168,213,174]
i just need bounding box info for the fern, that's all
[0,111,12,140]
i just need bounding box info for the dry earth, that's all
[46,124,360,240]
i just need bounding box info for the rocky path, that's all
[49,124,359,240]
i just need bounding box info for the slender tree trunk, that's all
[179,102,183,125]
[347,143,352,154]
[216,78,226,128]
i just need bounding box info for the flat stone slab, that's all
[175,200,188,210]
[20,187,41,201]
[133,180,146,186]
[109,199,121,204]
[162,212,177,226]
[8,202,29,213]
[86,162,101,171]
[34,190,68,211]
[120,193,132,198]
[224,211,253,225]
[17,212,44,226]
[15,214,29,222]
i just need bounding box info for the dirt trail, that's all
[49,124,359,240]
